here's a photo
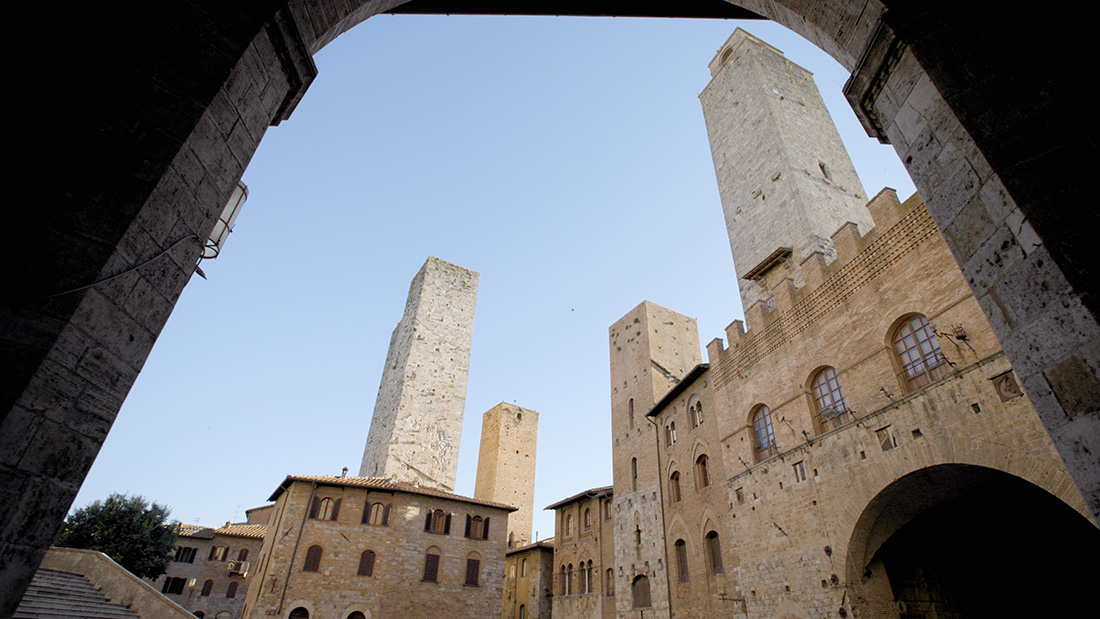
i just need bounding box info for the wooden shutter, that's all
[382,503,391,526]
[208,546,217,560]
[444,513,452,534]
[464,514,472,538]
[363,550,374,576]
[482,517,490,540]
[200,579,213,596]
[226,582,238,598]
[331,498,341,521]
[309,496,320,519]
[465,559,480,586]
[425,511,432,531]
[423,553,439,582]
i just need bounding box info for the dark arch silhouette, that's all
[847,464,1100,617]
[4,2,1097,614]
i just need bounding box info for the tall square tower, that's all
[359,256,479,492]
[474,402,539,548]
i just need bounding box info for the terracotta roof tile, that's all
[270,475,518,511]
[214,523,267,539]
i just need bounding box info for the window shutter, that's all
[208,546,216,561]
[465,559,480,586]
[382,503,391,526]
[358,550,375,576]
[464,514,472,538]
[444,513,452,534]
[309,496,320,519]
[425,511,432,531]
[483,517,490,539]
[226,582,238,598]
[423,554,439,582]
[331,498,341,521]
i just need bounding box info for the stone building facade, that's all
[548,28,1099,619]
[546,487,616,619]
[154,519,267,619]
[475,402,539,548]
[360,256,479,492]
[240,474,514,619]
[501,540,554,619]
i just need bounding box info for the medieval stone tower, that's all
[474,402,538,548]
[359,256,478,492]
[609,301,701,618]
[699,29,874,316]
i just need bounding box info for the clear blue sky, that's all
[74,15,915,542]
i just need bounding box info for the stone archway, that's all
[846,464,1099,618]
[4,1,1097,614]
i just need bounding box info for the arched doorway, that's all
[848,465,1099,617]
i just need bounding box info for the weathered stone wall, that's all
[359,257,479,492]
[609,303,701,618]
[650,370,744,618]
[242,476,510,619]
[550,489,615,618]
[502,542,553,619]
[700,29,874,313]
[475,403,539,548]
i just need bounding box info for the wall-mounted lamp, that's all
[203,181,249,259]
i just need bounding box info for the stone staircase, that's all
[13,568,140,619]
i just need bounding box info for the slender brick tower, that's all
[474,402,539,548]
[700,29,873,318]
[359,256,479,492]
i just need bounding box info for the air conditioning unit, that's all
[227,561,250,576]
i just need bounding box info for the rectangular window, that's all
[465,558,480,586]
[876,427,896,452]
[793,461,806,482]
[423,553,440,582]
[161,577,186,595]
[174,546,196,563]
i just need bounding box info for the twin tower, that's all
[358,256,538,548]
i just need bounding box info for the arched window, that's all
[669,471,681,502]
[812,366,851,432]
[632,575,652,608]
[195,613,204,618]
[357,550,375,576]
[423,547,441,582]
[604,500,612,520]
[578,560,588,594]
[365,502,390,526]
[674,539,689,583]
[606,568,614,596]
[690,401,704,427]
[628,398,635,429]
[226,581,239,598]
[309,496,340,521]
[565,513,575,536]
[464,552,481,586]
[695,454,710,489]
[520,557,527,577]
[347,613,366,619]
[566,563,574,595]
[289,608,309,619]
[560,565,568,595]
[425,509,450,534]
[583,508,591,530]
[214,613,231,619]
[236,548,249,562]
[508,531,515,548]
[303,545,322,572]
[631,457,638,492]
[893,314,948,391]
[665,425,672,447]
[587,560,594,593]
[467,515,484,539]
[200,579,213,596]
[752,405,777,462]
[705,531,724,575]
[670,421,677,444]
[518,604,526,619]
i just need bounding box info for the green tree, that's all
[55,493,178,580]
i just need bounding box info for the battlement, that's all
[706,191,934,382]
